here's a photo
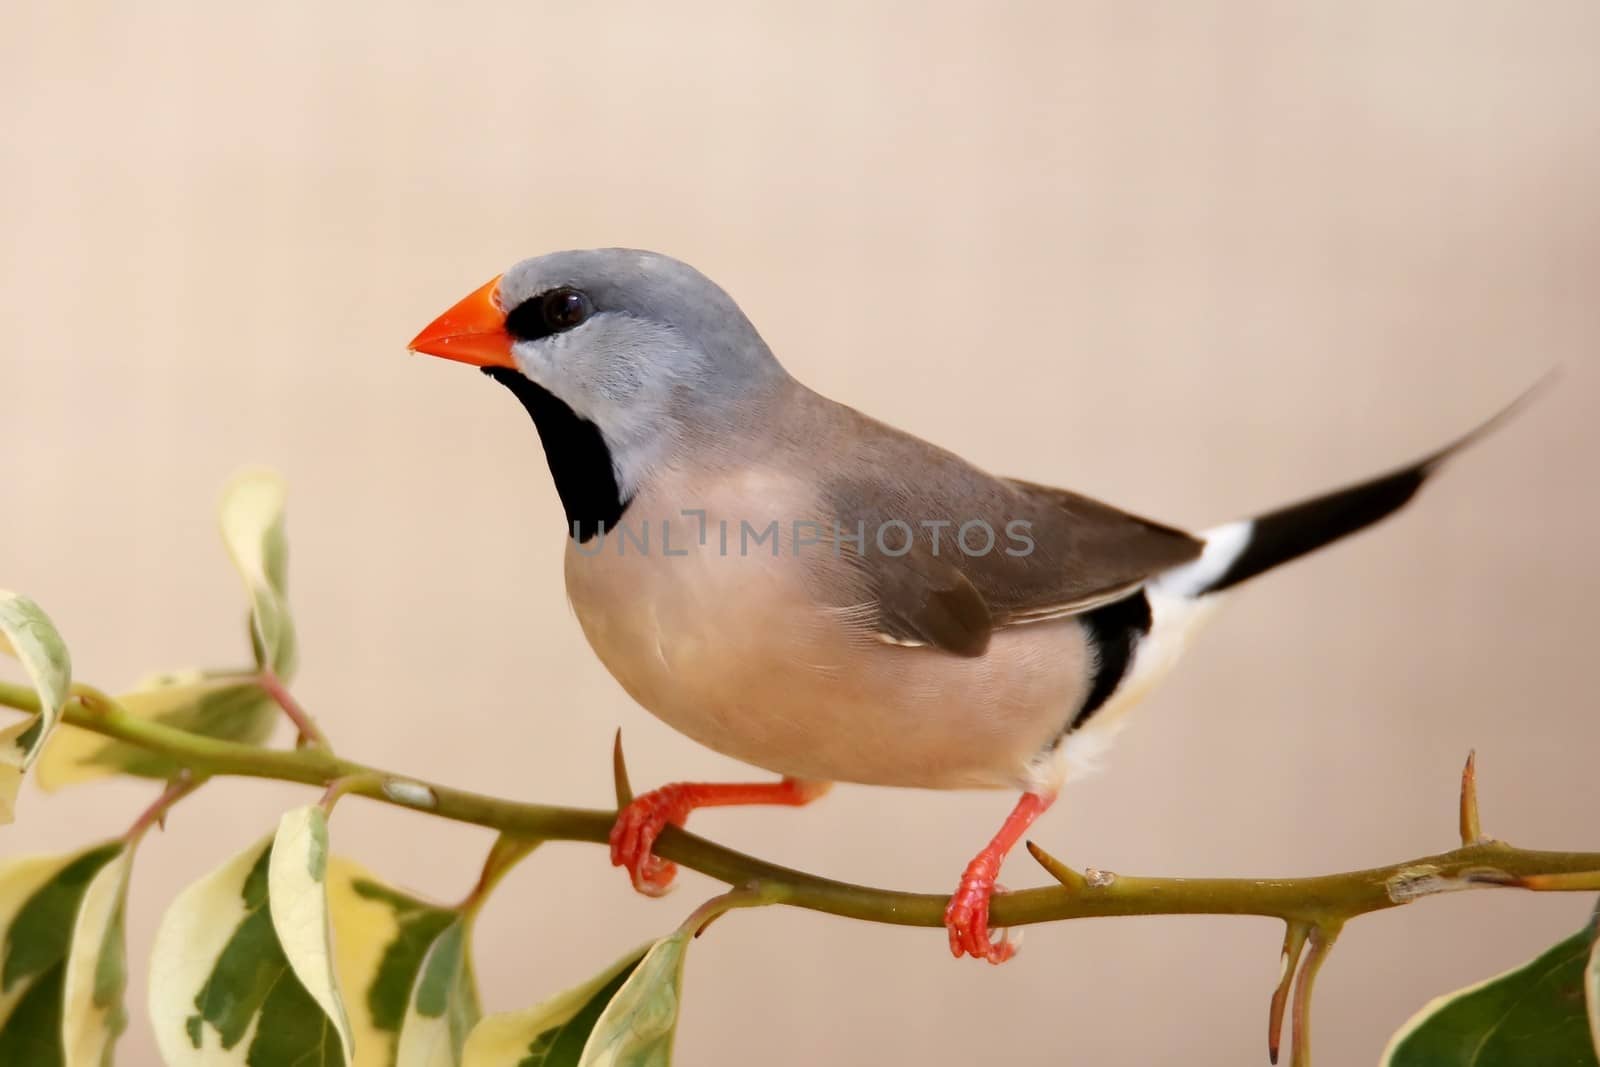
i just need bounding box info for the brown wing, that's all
[766,385,1203,657]
[810,444,1201,658]
[993,476,1204,618]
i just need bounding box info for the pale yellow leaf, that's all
[0,591,73,822]
[218,469,297,678]
[326,857,479,1067]
[0,721,28,824]
[395,918,477,1067]
[61,848,133,1067]
[268,804,354,1065]
[0,854,72,1032]
[147,835,267,1066]
[327,857,415,1067]
[36,676,276,790]
[578,932,690,1067]
[0,843,128,1062]
[0,592,71,736]
[462,946,650,1067]
[31,725,114,790]
[151,819,351,1065]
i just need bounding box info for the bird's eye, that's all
[542,288,592,331]
[505,287,593,341]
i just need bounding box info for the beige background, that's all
[3,2,1598,1063]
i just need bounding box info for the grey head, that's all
[460,249,789,537]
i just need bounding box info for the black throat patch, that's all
[483,367,630,542]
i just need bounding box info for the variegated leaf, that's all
[37,674,276,788]
[466,890,758,1066]
[326,860,480,1067]
[35,467,299,792]
[395,917,479,1067]
[0,841,131,1065]
[0,591,72,823]
[461,946,650,1067]
[269,806,352,1061]
[1382,911,1600,1065]
[577,931,690,1067]
[149,805,352,1066]
[218,468,297,678]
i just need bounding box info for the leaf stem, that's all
[459,833,542,916]
[256,669,329,749]
[123,771,206,843]
[1289,924,1340,1067]
[320,772,384,811]
[1267,922,1310,1064]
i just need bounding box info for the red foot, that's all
[609,784,693,895]
[609,778,828,897]
[944,859,1014,963]
[944,790,1056,964]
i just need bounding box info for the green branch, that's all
[5,678,1598,932]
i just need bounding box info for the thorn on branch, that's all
[612,729,634,809]
[123,770,203,843]
[1459,749,1482,846]
[68,682,116,718]
[1516,870,1600,891]
[1026,841,1088,892]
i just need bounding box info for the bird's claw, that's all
[609,784,692,896]
[944,861,1017,964]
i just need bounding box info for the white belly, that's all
[562,481,1094,791]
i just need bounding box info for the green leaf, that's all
[325,864,480,1067]
[0,591,73,822]
[466,890,761,1066]
[0,841,132,1066]
[1382,915,1600,1066]
[219,469,297,678]
[395,918,481,1067]
[578,932,690,1067]
[465,923,700,1067]
[461,946,650,1067]
[37,676,277,788]
[149,806,353,1066]
[30,469,296,793]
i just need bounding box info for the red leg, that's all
[610,777,830,896]
[944,791,1057,964]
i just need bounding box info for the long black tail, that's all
[1184,379,1548,598]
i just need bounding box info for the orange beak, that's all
[407,275,517,369]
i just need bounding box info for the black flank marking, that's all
[483,367,630,542]
[1203,465,1429,595]
[1068,590,1153,733]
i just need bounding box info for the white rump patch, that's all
[1152,520,1254,600]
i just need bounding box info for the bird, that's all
[407,248,1531,964]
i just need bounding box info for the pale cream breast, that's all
[562,467,1094,790]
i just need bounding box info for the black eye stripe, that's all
[505,287,594,342]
